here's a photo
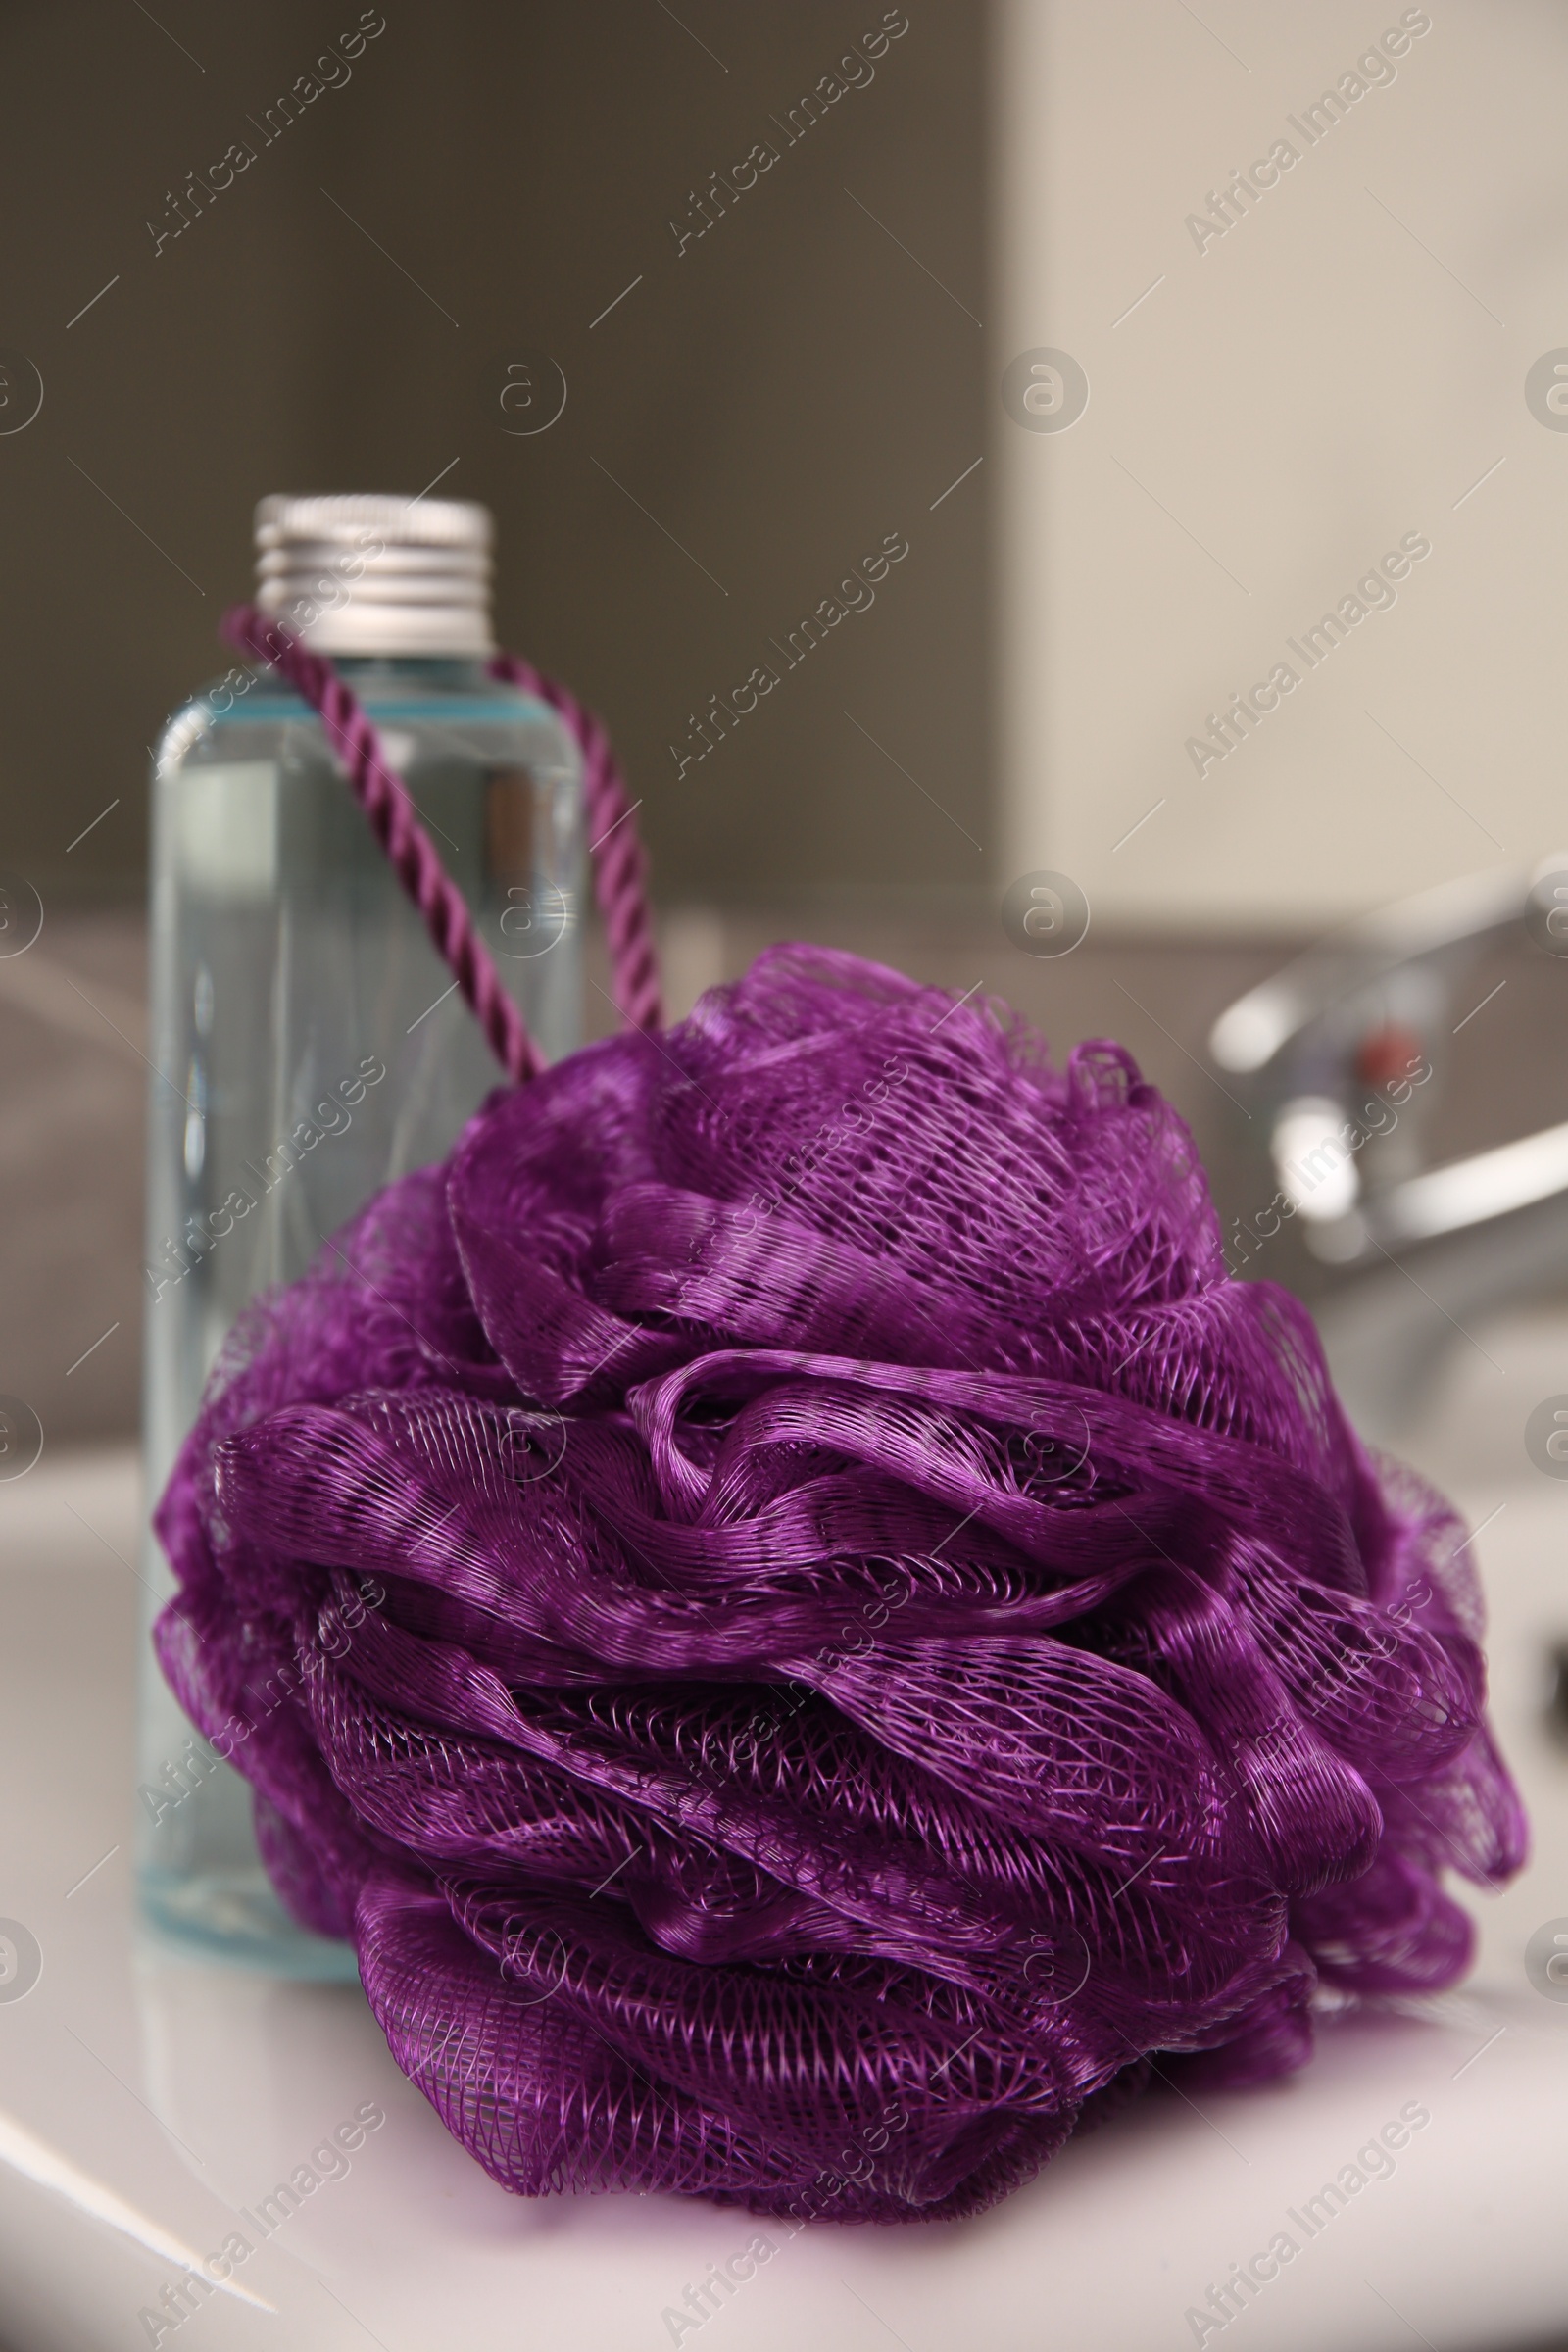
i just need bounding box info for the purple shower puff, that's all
[153,944,1527,2221]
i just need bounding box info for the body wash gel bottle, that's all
[139,494,582,1972]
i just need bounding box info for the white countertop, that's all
[3,1395,1568,2352]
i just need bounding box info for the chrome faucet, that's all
[1206,860,1568,1436]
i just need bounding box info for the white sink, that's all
[2,1384,1566,2352]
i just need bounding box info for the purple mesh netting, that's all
[154,946,1526,2222]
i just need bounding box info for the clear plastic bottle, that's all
[138,495,581,1972]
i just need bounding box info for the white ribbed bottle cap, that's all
[254,493,495,656]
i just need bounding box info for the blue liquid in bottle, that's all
[138,496,582,1972]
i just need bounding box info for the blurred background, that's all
[4,0,1568,1456]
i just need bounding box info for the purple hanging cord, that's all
[220,604,662,1080]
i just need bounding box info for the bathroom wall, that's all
[0,0,987,909]
[995,0,1568,931]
